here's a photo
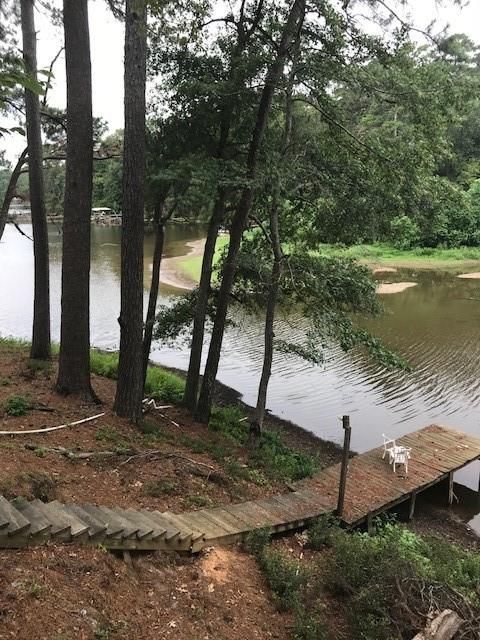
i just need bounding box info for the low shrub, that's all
[90,350,118,378]
[259,547,308,612]
[3,395,31,416]
[244,528,271,557]
[143,479,176,497]
[89,349,185,404]
[26,359,52,375]
[325,523,480,639]
[307,514,340,549]
[23,471,56,502]
[184,494,213,508]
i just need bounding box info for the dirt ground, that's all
[0,344,478,640]
[0,543,291,640]
[0,346,298,512]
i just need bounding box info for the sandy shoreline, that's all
[158,238,205,290]
[376,282,417,294]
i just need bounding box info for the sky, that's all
[1,0,480,162]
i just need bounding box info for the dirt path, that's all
[159,238,205,290]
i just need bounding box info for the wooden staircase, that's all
[3,426,477,554]
[0,490,331,553]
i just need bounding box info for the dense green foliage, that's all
[247,520,480,640]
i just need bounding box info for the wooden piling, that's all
[448,471,454,506]
[336,415,351,518]
[408,492,417,520]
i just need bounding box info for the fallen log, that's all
[412,609,463,640]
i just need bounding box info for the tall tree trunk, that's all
[56,0,94,397]
[183,1,266,410]
[250,22,301,444]
[21,0,50,360]
[195,0,306,423]
[0,147,28,242]
[183,191,225,409]
[114,0,147,423]
[142,199,165,389]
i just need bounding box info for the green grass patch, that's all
[26,358,52,374]
[89,350,119,378]
[144,367,184,404]
[0,336,29,350]
[95,426,124,444]
[89,349,185,404]
[209,405,318,482]
[177,235,230,282]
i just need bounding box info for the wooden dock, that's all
[296,424,480,527]
[0,425,479,553]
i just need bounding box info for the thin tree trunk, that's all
[56,0,95,397]
[21,0,50,360]
[114,0,147,424]
[142,199,165,390]
[250,21,301,444]
[0,147,28,242]
[249,209,283,444]
[183,1,266,410]
[195,0,306,423]
[183,191,225,409]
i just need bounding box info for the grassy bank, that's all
[174,236,480,285]
[176,235,229,282]
[316,243,480,269]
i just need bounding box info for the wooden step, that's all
[63,504,108,539]
[100,507,139,539]
[80,504,123,538]
[114,508,156,540]
[34,500,88,539]
[149,511,182,542]
[161,512,204,543]
[0,496,31,536]
[13,498,51,536]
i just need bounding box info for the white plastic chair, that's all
[390,446,411,474]
[382,434,411,475]
[382,434,396,460]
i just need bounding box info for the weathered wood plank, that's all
[0,496,31,536]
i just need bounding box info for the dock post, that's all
[448,471,454,506]
[336,415,351,518]
[408,492,417,520]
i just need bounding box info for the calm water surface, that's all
[1,223,479,530]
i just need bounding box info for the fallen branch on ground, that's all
[119,449,216,470]
[142,398,179,427]
[24,443,136,460]
[412,609,463,640]
[0,413,105,436]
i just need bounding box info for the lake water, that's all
[1,223,479,531]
